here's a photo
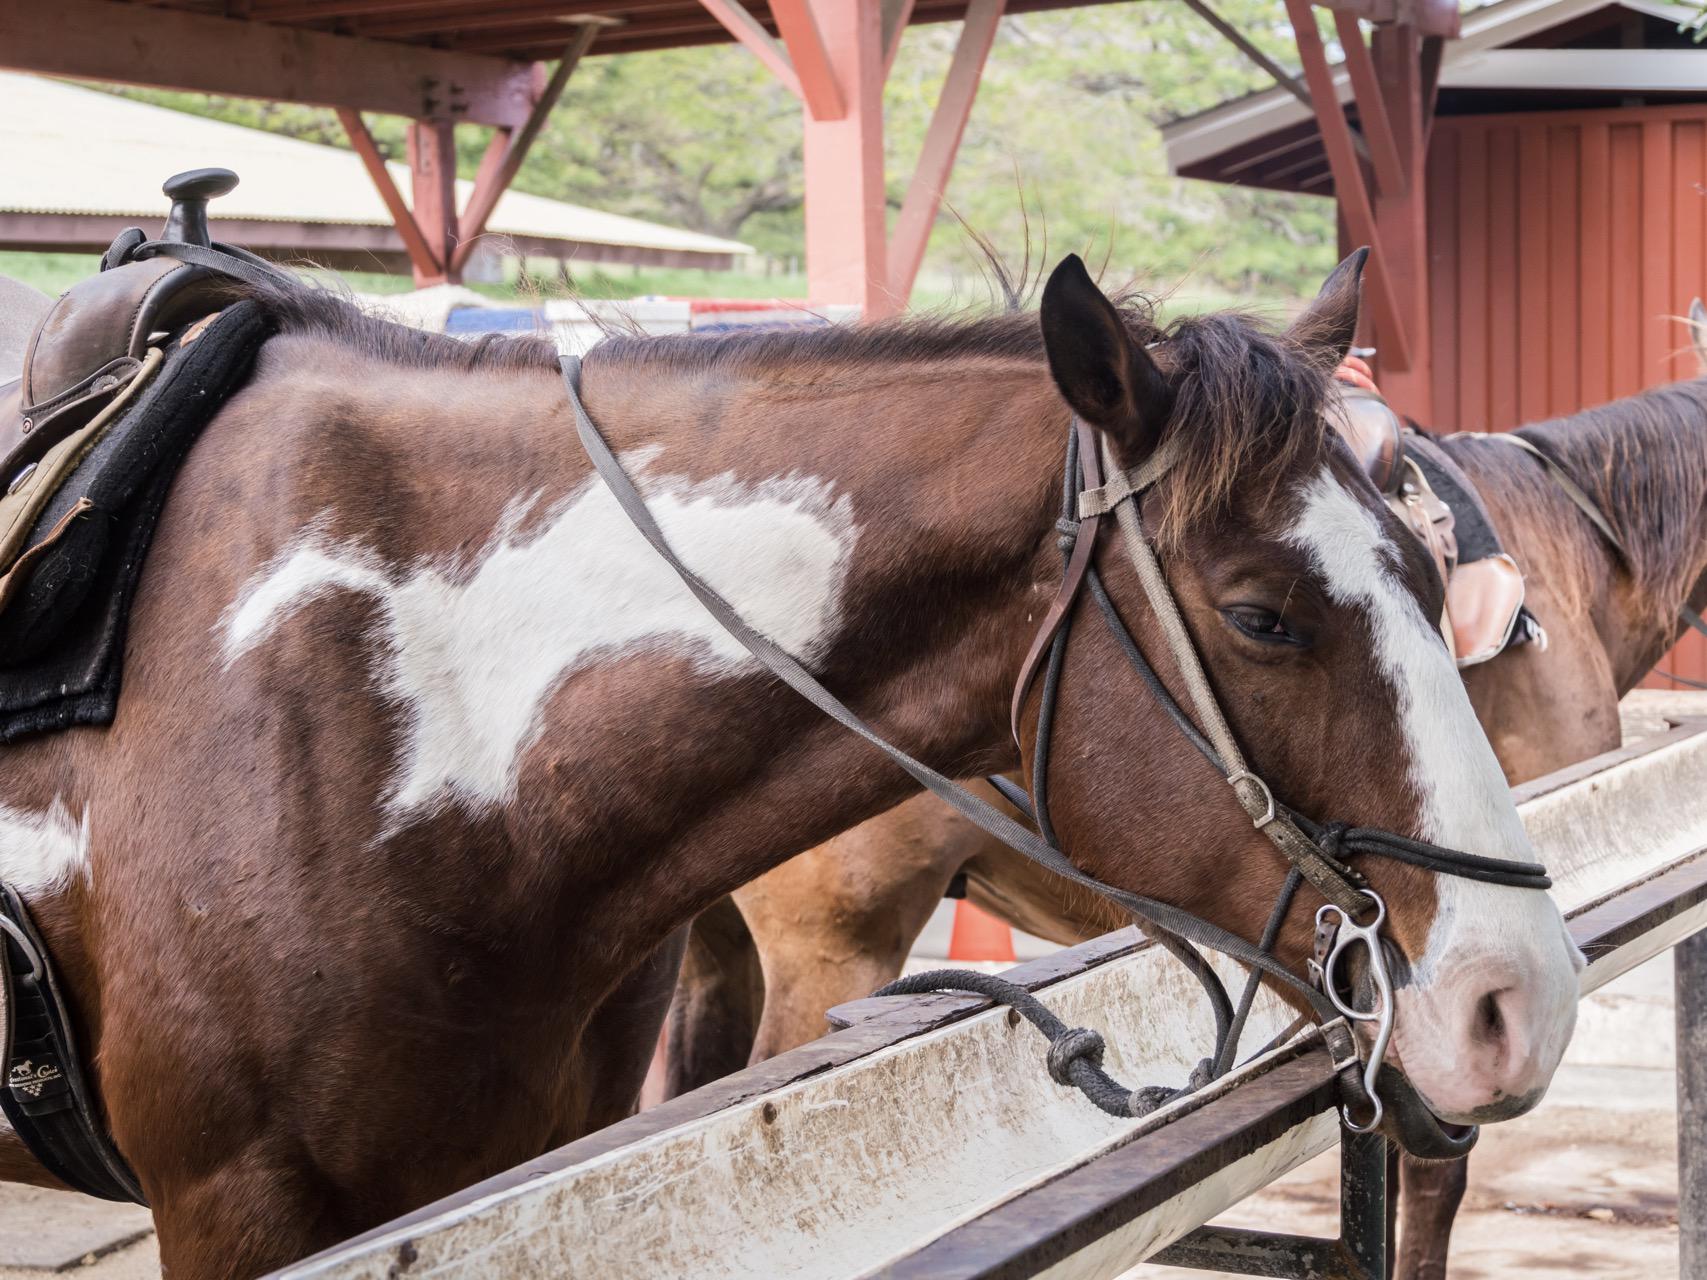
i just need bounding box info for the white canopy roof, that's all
[0,73,752,260]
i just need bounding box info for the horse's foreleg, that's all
[1395,1153,1469,1280]
[665,897,765,1098]
[739,797,966,1064]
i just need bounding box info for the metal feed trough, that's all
[273,716,1707,1280]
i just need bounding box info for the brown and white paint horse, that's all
[672,309,1707,1279]
[0,256,1578,1276]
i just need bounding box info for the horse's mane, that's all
[236,275,1336,539]
[1518,380,1707,624]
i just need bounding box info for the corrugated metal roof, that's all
[0,73,752,258]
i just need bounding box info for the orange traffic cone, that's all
[948,900,1016,962]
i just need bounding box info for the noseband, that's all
[560,354,1550,1134]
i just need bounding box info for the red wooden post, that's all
[1369,24,1433,421]
[407,118,458,287]
[790,0,892,314]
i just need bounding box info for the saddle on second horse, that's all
[1335,374,1541,667]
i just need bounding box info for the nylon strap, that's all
[1489,433,1630,563]
[559,355,1341,1019]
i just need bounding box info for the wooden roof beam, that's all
[1320,0,1458,38]
[1333,10,1405,195]
[335,107,442,277]
[451,24,600,273]
[772,0,848,120]
[696,0,804,100]
[888,0,1005,299]
[1284,0,1411,368]
[0,0,541,126]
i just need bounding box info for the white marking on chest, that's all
[0,799,90,895]
[222,450,859,819]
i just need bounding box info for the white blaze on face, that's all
[0,798,90,895]
[222,449,859,821]
[1286,469,1580,1117]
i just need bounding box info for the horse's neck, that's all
[541,354,1063,966]
[1456,381,1707,695]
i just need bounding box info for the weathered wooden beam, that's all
[888,0,1005,302]
[0,0,540,127]
[334,108,442,279]
[773,0,848,121]
[1178,0,1313,118]
[695,0,803,100]
[451,24,599,274]
[1319,0,1458,37]
[882,0,919,77]
[1333,10,1405,196]
[1284,0,1410,369]
[407,119,459,285]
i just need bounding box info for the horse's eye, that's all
[1223,605,1300,645]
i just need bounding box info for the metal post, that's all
[1677,929,1707,1273]
[1340,1129,1395,1280]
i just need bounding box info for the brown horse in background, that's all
[670,311,1707,1280]
[0,255,1583,1275]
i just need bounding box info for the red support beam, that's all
[1285,0,1411,369]
[1320,0,1457,37]
[888,0,1005,301]
[451,24,599,274]
[773,0,848,120]
[408,119,459,286]
[882,0,918,77]
[799,0,885,310]
[335,108,443,280]
[1368,23,1433,419]
[696,0,804,100]
[1332,10,1405,196]
[0,0,540,127]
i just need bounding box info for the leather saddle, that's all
[1332,383,1535,667]
[0,171,240,613]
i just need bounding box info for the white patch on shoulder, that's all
[221,450,859,819]
[0,798,90,894]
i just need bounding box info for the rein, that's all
[558,354,1551,1132]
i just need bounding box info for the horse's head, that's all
[1028,253,1580,1136]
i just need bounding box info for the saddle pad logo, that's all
[8,1059,63,1098]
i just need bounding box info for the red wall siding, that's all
[1426,105,1707,687]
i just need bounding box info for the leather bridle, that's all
[559,354,1553,1138]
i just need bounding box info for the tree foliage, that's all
[108,0,1337,298]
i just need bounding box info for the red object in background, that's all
[948,901,1016,963]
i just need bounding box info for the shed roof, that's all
[1161,0,1707,193]
[0,73,752,262]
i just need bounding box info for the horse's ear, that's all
[1689,298,1707,375]
[1287,248,1369,366]
[1039,254,1172,461]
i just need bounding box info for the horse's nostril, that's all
[1476,989,1508,1045]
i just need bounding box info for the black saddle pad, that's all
[0,301,271,742]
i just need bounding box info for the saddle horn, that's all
[161,168,239,248]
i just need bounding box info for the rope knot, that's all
[1054,516,1080,552]
[1046,1026,1105,1086]
[1316,820,1351,865]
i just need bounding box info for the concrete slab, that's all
[0,1186,151,1273]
